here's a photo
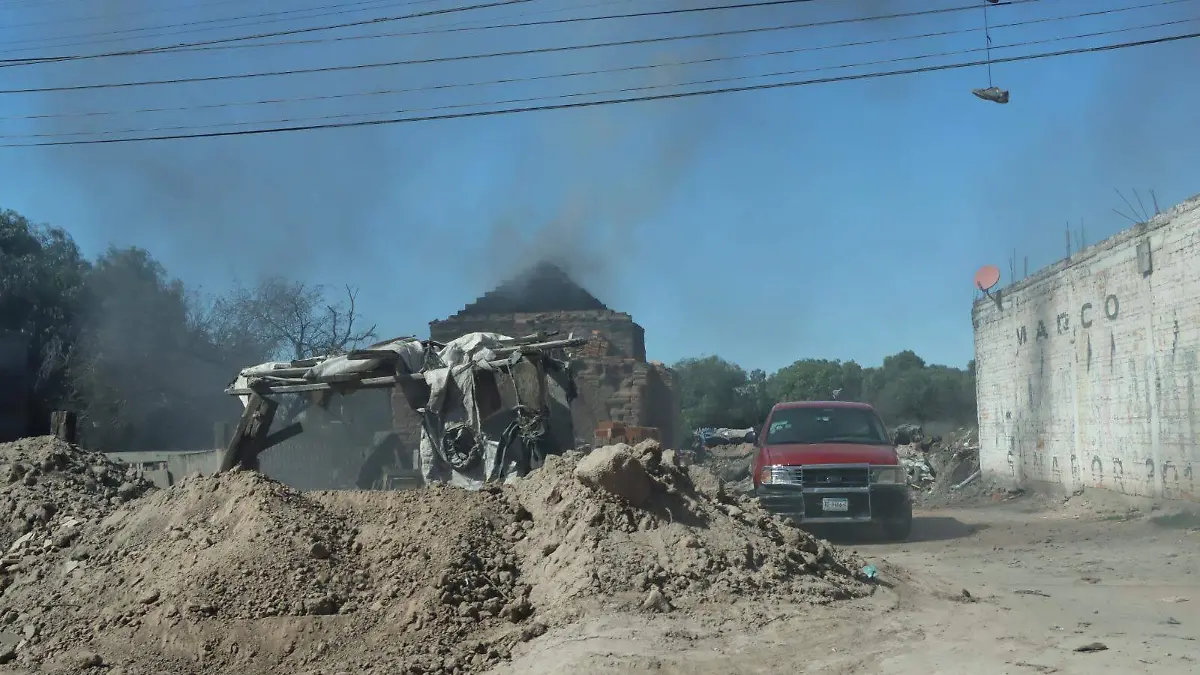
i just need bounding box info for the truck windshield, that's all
[764,407,890,445]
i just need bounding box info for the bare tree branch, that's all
[215,278,378,362]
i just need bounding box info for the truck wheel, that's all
[882,508,913,542]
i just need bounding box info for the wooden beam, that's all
[218,393,279,472]
[50,411,77,444]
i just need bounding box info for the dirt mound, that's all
[0,440,869,674]
[512,441,870,616]
[0,436,156,552]
[689,443,755,495]
[0,468,541,673]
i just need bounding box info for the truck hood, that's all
[763,443,899,466]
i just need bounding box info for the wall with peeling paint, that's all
[973,195,1200,501]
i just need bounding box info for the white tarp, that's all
[232,332,565,491]
[419,332,518,489]
[436,332,510,368]
[304,337,425,381]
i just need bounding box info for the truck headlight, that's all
[759,466,775,485]
[870,466,907,484]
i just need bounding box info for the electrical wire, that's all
[0,0,440,34]
[0,0,848,62]
[4,26,1196,147]
[0,0,1050,87]
[0,0,640,64]
[0,0,537,59]
[1,0,1185,122]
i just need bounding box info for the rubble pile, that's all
[0,438,870,675]
[0,436,156,552]
[897,427,982,504]
[690,443,755,495]
[512,441,871,615]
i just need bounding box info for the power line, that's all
[0,0,537,60]
[2,0,1184,122]
[0,0,1034,64]
[0,0,1042,87]
[5,28,1196,147]
[0,0,639,63]
[0,0,438,34]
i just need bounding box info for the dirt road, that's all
[495,495,1200,674]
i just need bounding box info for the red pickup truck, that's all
[751,400,913,541]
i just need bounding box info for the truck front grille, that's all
[802,466,869,488]
[766,465,870,488]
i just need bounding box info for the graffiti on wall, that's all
[1016,294,1121,346]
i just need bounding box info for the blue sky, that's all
[0,0,1197,373]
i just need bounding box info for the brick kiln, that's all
[426,262,681,449]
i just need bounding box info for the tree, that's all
[671,356,761,432]
[215,278,378,361]
[66,247,240,451]
[0,210,90,429]
[769,359,865,403]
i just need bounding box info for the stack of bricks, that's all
[577,331,615,358]
[593,421,660,446]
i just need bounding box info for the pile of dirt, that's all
[0,439,870,675]
[0,435,156,552]
[689,443,755,495]
[512,442,870,616]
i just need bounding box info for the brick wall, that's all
[570,358,680,449]
[430,310,647,362]
[972,195,1200,500]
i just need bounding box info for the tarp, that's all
[231,332,575,491]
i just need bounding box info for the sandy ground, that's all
[492,494,1200,674]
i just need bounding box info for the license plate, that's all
[822,497,849,512]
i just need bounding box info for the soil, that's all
[492,490,1200,674]
[3,436,1196,674]
[0,438,869,675]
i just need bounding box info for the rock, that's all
[661,449,683,469]
[519,622,547,642]
[574,444,653,507]
[0,645,13,664]
[137,589,160,604]
[305,595,340,616]
[1073,642,1108,653]
[641,587,671,613]
[310,542,331,560]
[75,652,104,669]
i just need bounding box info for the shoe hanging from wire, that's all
[972,0,1010,104]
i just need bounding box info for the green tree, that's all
[68,247,246,451]
[671,355,762,432]
[0,210,91,428]
[769,358,865,403]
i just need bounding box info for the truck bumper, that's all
[754,484,911,524]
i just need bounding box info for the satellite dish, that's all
[974,264,1001,291]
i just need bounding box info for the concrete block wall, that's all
[972,195,1200,500]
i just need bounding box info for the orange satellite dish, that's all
[974,265,1001,291]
